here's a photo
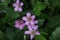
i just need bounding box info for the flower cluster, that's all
[15,12,40,40]
[13,0,40,40]
[13,0,24,12]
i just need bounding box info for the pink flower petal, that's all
[34,20,38,24]
[13,3,17,7]
[22,16,27,21]
[30,21,34,25]
[35,31,40,35]
[20,2,24,6]
[16,0,19,4]
[33,25,38,31]
[19,24,25,30]
[15,24,20,28]
[25,31,31,34]
[31,15,35,20]
[14,7,18,11]
[27,12,31,17]
[25,21,29,25]
[30,35,34,40]
[28,25,33,31]
[15,20,18,23]
[19,26,23,30]
[19,7,22,12]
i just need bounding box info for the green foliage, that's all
[50,27,60,40]
[0,31,9,40]
[5,7,19,22]
[45,0,60,7]
[38,19,45,26]
[33,2,47,16]
[47,15,60,28]
[35,35,46,40]
[0,0,60,40]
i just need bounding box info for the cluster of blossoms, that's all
[15,12,40,40]
[13,0,40,40]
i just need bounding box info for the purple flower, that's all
[28,25,38,31]
[25,25,40,40]
[13,0,24,12]
[22,12,38,25]
[15,20,25,30]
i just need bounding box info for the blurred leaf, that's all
[5,7,19,22]
[31,0,36,8]
[14,29,24,40]
[38,19,45,26]
[44,0,60,7]
[35,35,46,40]
[33,2,47,16]
[52,0,60,7]
[0,31,9,40]
[0,18,6,31]
[1,0,10,6]
[46,15,60,28]
[40,13,49,19]
[5,28,15,40]
[50,27,60,40]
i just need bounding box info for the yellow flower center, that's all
[18,4,21,8]
[31,31,35,35]
[18,21,22,25]
[28,18,32,21]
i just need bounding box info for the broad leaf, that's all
[44,0,60,7]
[5,7,19,22]
[47,15,60,28]
[35,35,46,40]
[50,27,60,40]
[0,31,9,40]
[33,2,47,16]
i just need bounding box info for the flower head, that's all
[15,20,25,30]
[13,0,24,12]
[22,12,38,25]
[25,25,40,40]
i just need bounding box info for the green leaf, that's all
[40,13,49,19]
[5,7,19,22]
[47,15,60,29]
[33,2,47,16]
[52,0,60,7]
[14,29,24,40]
[0,0,10,6]
[44,0,60,7]
[0,31,9,40]
[50,27,60,40]
[35,35,46,40]
[38,19,45,26]
[31,0,36,8]
[5,28,15,40]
